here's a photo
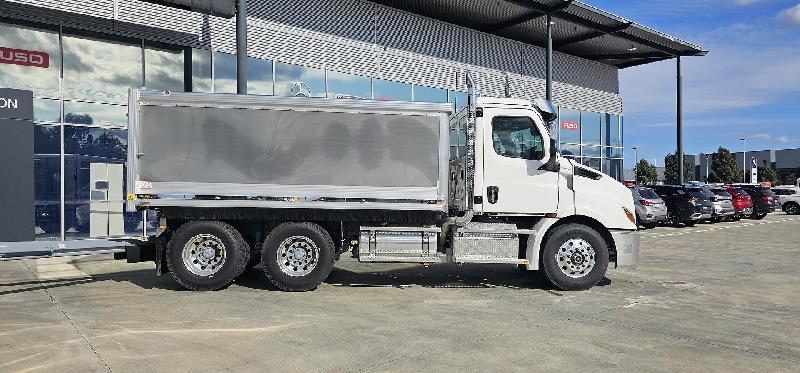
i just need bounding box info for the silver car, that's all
[703,186,736,221]
[629,186,668,229]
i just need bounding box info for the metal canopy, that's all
[369,0,707,68]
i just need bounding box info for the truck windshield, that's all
[491,116,544,160]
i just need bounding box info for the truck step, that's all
[452,222,525,264]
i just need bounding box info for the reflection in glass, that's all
[450,91,467,111]
[583,157,601,171]
[64,101,128,127]
[63,34,142,103]
[414,85,447,103]
[0,23,61,98]
[34,98,61,122]
[608,114,622,147]
[327,71,371,99]
[145,44,184,92]
[581,111,601,146]
[583,145,602,158]
[192,48,212,92]
[607,146,623,158]
[247,57,273,95]
[275,62,326,97]
[34,125,61,240]
[64,126,130,238]
[559,108,580,146]
[214,52,237,93]
[560,143,580,157]
[374,79,411,101]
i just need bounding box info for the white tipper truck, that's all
[120,73,639,291]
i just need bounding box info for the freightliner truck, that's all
[117,73,639,291]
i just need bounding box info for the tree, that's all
[707,172,722,183]
[664,152,692,185]
[711,147,742,184]
[635,159,658,185]
[758,166,778,184]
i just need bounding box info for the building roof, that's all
[369,0,708,68]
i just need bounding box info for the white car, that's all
[772,186,800,215]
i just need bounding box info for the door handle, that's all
[487,186,499,204]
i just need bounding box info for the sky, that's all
[583,0,800,167]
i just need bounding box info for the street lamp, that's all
[632,146,639,183]
[739,138,747,183]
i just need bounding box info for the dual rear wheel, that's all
[167,221,335,291]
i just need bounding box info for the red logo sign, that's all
[561,121,579,131]
[0,47,50,68]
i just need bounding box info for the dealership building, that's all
[0,0,705,243]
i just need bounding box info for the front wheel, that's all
[261,222,336,292]
[541,224,609,291]
[784,203,800,215]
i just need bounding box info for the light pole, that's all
[632,146,639,183]
[701,153,710,182]
[739,138,747,183]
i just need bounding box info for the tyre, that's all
[261,222,336,292]
[541,224,609,291]
[684,221,697,227]
[751,213,767,220]
[643,222,658,230]
[784,202,800,215]
[166,220,250,291]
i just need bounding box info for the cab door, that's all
[481,109,559,214]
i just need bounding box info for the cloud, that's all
[775,135,792,144]
[777,4,800,27]
[751,133,793,144]
[754,133,771,140]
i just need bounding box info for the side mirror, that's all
[533,98,558,123]
[539,138,560,172]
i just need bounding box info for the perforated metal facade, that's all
[1,0,623,114]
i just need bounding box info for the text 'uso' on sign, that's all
[0,47,50,68]
[561,121,579,131]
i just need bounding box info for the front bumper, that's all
[610,229,640,270]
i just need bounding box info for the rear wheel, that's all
[261,222,336,292]
[166,220,250,291]
[541,224,609,291]
[784,202,800,215]
[684,221,697,227]
[751,213,767,220]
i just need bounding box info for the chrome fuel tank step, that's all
[452,222,529,264]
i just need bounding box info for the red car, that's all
[726,186,753,220]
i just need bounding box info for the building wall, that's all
[1,0,623,114]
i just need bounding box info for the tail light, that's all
[761,195,771,202]
[639,200,653,206]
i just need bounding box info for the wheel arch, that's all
[526,215,616,270]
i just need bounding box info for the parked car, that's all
[772,186,800,215]
[629,186,668,229]
[702,186,736,221]
[650,185,713,227]
[725,186,754,220]
[735,184,777,219]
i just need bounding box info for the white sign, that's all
[751,167,758,184]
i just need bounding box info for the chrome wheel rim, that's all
[276,236,319,277]
[182,234,226,277]
[556,238,595,279]
[787,205,799,215]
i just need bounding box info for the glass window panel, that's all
[213,52,237,94]
[0,23,61,98]
[374,79,411,101]
[559,108,580,146]
[608,114,621,147]
[145,44,184,92]
[64,126,128,239]
[63,34,142,103]
[34,98,61,122]
[583,157,601,171]
[583,145,602,158]
[581,111,601,146]
[64,101,128,127]
[414,85,447,103]
[607,146,622,158]
[327,70,371,99]
[275,62,326,97]
[34,125,61,240]
[560,143,580,157]
[192,48,212,92]
[450,90,467,112]
[247,56,273,95]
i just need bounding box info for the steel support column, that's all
[545,14,553,102]
[676,56,684,184]
[236,0,247,94]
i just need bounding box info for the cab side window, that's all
[491,116,544,160]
